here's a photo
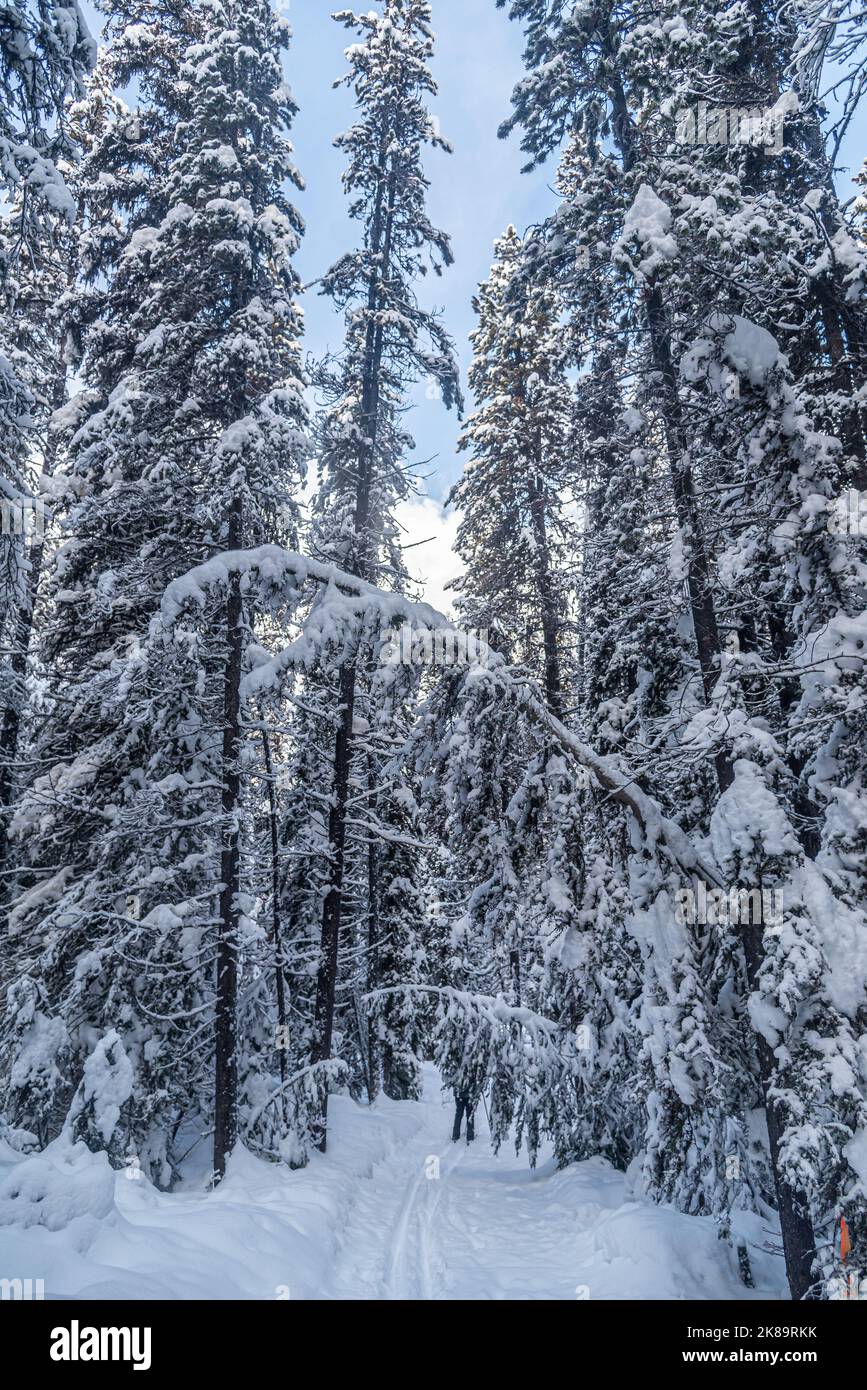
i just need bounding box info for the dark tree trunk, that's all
[511,337,565,719]
[262,729,288,1095]
[309,148,397,1150]
[213,497,244,1183]
[310,661,357,1151]
[528,472,563,719]
[766,608,822,859]
[366,797,381,1103]
[0,534,44,816]
[642,283,733,795]
[800,111,867,488]
[820,294,867,491]
[741,920,818,1300]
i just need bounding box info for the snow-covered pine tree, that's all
[1,0,308,1187]
[367,777,431,1101]
[0,196,71,835]
[0,1,93,226]
[0,57,120,898]
[450,225,578,714]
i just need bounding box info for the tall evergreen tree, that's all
[451,225,578,715]
[1,0,307,1186]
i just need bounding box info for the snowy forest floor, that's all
[0,1065,787,1300]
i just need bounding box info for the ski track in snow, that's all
[0,1065,786,1300]
[384,1139,464,1300]
[328,1096,460,1300]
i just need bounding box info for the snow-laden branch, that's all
[161,543,445,629]
[363,983,565,1040]
[242,1058,347,1138]
[160,543,449,697]
[160,543,722,885]
[523,688,723,886]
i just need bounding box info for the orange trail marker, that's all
[840,1218,853,1300]
[841,1216,852,1264]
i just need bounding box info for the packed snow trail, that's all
[325,1067,784,1300]
[0,1065,786,1300]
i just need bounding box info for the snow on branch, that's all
[364,983,565,1040]
[159,544,721,884]
[161,544,445,629]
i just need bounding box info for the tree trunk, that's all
[262,729,288,1096]
[309,148,397,1150]
[310,661,357,1150]
[528,472,563,718]
[213,496,244,1183]
[0,533,44,812]
[741,919,818,1300]
[800,110,867,488]
[642,283,733,795]
[366,790,381,1103]
[766,607,822,859]
[513,339,565,719]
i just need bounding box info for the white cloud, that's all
[394,494,463,617]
